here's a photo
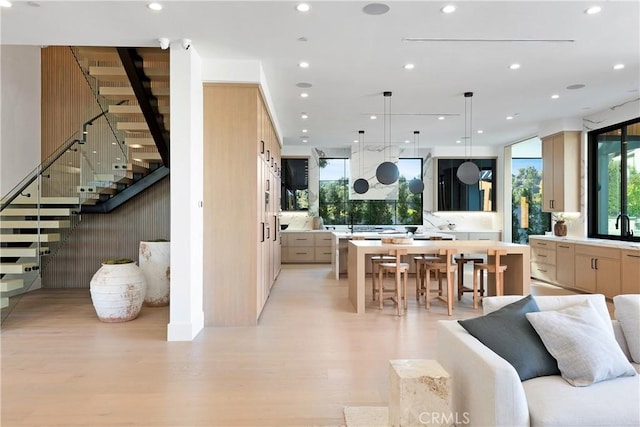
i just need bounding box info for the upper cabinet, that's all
[541,131,581,212]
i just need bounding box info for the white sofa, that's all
[437,294,640,427]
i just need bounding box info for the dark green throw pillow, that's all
[458,295,560,381]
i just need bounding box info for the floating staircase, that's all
[1,46,171,322]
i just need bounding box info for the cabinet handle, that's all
[273,215,277,241]
[260,140,264,154]
[266,179,270,191]
[266,227,270,240]
[296,252,308,255]
[295,238,307,241]
[559,245,570,249]
[594,258,598,270]
[261,222,265,243]
[266,150,270,161]
[538,242,547,246]
[627,254,640,259]
[538,254,547,258]
[590,258,594,269]
[537,268,547,272]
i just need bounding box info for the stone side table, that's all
[388,359,452,427]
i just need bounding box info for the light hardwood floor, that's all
[1,265,580,427]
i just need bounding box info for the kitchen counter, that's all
[530,235,640,251]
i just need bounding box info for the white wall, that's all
[0,45,41,196]
[167,44,204,341]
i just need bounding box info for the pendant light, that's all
[376,91,399,185]
[409,130,425,194]
[353,130,369,194]
[457,91,480,185]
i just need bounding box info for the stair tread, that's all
[1,247,48,257]
[0,278,24,292]
[109,105,170,115]
[0,220,70,229]
[0,262,38,274]
[0,234,60,243]
[4,196,80,205]
[99,86,170,99]
[89,66,169,82]
[0,208,72,216]
[125,138,156,147]
[130,152,162,161]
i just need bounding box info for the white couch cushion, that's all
[613,294,640,363]
[484,294,613,335]
[523,374,640,426]
[526,300,636,386]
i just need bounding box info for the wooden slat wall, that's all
[41,178,170,288]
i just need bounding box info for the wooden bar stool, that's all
[423,248,458,316]
[371,254,395,300]
[414,236,446,301]
[472,249,508,309]
[377,249,409,316]
[455,254,485,302]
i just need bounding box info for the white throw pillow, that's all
[526,300,637,387]
[614,294,640,363]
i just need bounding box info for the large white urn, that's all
[139,240,170,307]
[90,260,146,322]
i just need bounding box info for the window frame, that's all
[587,116,640,242]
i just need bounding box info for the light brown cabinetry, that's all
[530,238,556,283]
[541,131,580,212]
[621,250,640,294]
[282,231,333,263]
[574,244,621,298]
[203,83,281,326]
[555,243,575,287]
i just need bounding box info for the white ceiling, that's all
[2,1,639,150]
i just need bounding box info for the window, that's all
[588,117,640,242]
[318,158,423,226]
[437,158,497,211]
[280,158,308,211]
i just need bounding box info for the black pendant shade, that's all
[353,178,369,194]
[376,161,399,185]
[409,178,425,194]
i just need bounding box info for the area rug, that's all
[343,406,389,427]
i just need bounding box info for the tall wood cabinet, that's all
[203,83,281,326]
[541,131,580,212]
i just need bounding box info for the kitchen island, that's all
[330,230,455,279]
[347,239,530,314]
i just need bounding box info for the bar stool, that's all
[371,254,395,300]
[472,249,508,309]
[422,248,458,316]
[414,236,445,301]
[377,249,409,316]
[455,254,485,302]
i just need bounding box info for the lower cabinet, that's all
[555,243,575,287]
[622,250,640,294]
[282,231,333,263]
[574,244,621,298]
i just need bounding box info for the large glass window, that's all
[588,118,640,241]
[318,158,423,226]
[437,158,496,211]
[281,158,309,211]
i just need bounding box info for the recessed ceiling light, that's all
[363,3,390,15]
[506,116,514,120]
[404,63,415,70]
[613,63,625,70]
[585,6,601,14]
[438,116,445,121]
[301,113,308,119]
[111,142,117,145]
[302,129,308,133]
[456,140,462,144]
[441,5,456,14]
[300,92,309,98]
[477,130,484,134]
[509,63,521,70]
[147,2,162,11]
[302,139,308,143]
[404,140,411,144]
[353,139,359,143]
[299,61,309,68]
[92,150,97,154]
[296,3,311,12]
[130,144,143,148]
[370,115,377,120]
[0,0,12,7]
[551,94,560,99]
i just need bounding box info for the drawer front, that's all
[285,247,315,262]
[314,247,333,262]
[531,247,556,264]
[287,234,314,247]
[314,233,333,247]
[574,244,620,260]
[531,261,556,282]
[530,239,556,250]
[468,232,501,241]
[280,234,288,246]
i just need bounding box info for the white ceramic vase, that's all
[90,261,146,322]
[139,241,170,307]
